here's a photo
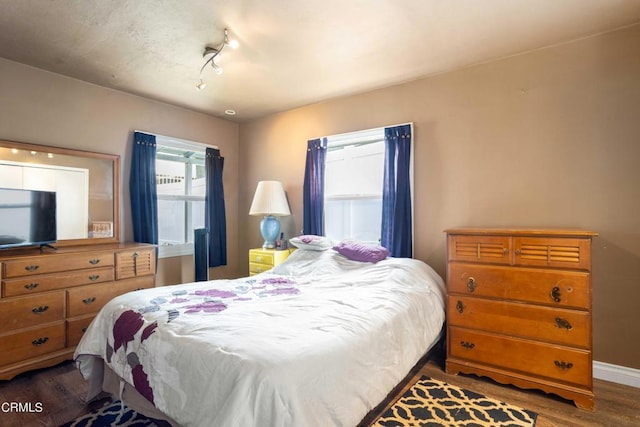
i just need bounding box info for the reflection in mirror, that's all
[0,140,119,245]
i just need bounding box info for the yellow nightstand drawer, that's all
[250,251,274,265]
[248,249,291,275]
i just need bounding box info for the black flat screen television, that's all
[0,188,57,250]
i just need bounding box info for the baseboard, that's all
[593,361,640,388]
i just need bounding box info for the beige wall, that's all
[239,25,640,369]
[0,58,240,283]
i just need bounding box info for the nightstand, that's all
[249,248,292,275]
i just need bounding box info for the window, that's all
[324,128,385,244]
[155,137,211,258]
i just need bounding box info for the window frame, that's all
[324,127,385,244]
[322,124,415,248]
[155,136,216,259]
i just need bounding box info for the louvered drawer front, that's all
[448,235,511,264]
[449,327,591,387]
[2,267,114,297]
[115,248,155,280]
[448,297,590,348]
[3,251,114,278]
[66,315,95,347]
[0,322,66,367]
[514,237,591,270]
[448,263,590,309]
[0,292,65,333]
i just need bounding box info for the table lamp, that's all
[249,180,291,249]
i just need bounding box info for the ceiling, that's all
[1,1,639,122]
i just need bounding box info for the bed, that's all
[74,247,446,426]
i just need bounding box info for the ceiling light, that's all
[196,79,208,91]
[224,109,236,116]
[196,28,238,91]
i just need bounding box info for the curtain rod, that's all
[309,121,413,142]
[134,130,219,149]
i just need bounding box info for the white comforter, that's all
[75,249,446,427]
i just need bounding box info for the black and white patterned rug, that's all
[60,400,168,427]
[373,376,537,427]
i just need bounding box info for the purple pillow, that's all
[333,240,390,263]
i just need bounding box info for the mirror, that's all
[0,139,119,246]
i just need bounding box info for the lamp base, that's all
[260,215,280,250]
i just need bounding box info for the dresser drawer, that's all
[67,315,95,347]
[3,251,114,278]
[449,327,591,387]
[115,275,155,292]
[0,291,65,333]
[448,235,511,265]
[67,278,153,317]
[115,248,156,280]
[2,267,115,297]
[0,322,66,366]
[514,236,592,271]
[448,296,590,348]
[448,263,590,309]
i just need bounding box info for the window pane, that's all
[158,199,186,245]
[158,199,205,245]
[190,200,205,242]
[325,198,382,245]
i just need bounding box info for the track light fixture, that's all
[196,28,238,91]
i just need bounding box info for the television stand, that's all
[39,243,58,251]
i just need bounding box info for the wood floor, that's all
[0,350,638,427]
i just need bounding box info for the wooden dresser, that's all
[445,228,597,410]
[0,243,156,380]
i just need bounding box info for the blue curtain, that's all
[303,138,327,236]
[381,124,412,257]
[205,147,227,267]
[130,132,158,244]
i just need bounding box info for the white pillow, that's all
[289,235,333,251]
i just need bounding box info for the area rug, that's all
[60,400,168,427]
[373,376,537,427]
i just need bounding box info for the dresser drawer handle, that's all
[88,274,100,281]
[89,259,101,265]
[25,265,40,272]
[81,327,88,333]
[466,277,476,292]
[256,256,262,262]
[456,300,465,314]
[24,283,40,290]
[32,337,49,346]
[554,360,574,370]
[82,297,97,304]
[132,252,139,258]
[460,341,475,350]
[555,317,573,330]
[550,286,562,303]
[32,305,49,314]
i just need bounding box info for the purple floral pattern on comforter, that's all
[106,274,302,404]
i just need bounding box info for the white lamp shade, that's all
[249,181,291,216]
